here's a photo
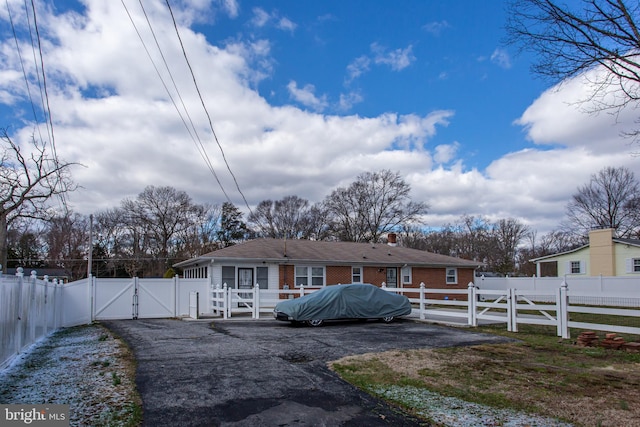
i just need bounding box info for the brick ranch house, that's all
[174,236,482,299]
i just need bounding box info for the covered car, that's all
[273,283,412,326]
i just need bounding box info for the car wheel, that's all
[381,316,394,323]
[306,319,324,327]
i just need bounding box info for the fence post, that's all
[173,275,179,318]
[43,275,49,334]
[558,281,570,339]
[15,267,24,355]
[419,283,426,320]
[508,288,517,332]
[89,275,96,324]
[29,271,37,345]
[509,288,518,332]
[52,279,59,330]
[253,284,259,319]
[300,285,305,297]
[468,282,476,326]
[223,284,229,320]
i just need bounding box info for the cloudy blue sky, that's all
[1,0,639,234]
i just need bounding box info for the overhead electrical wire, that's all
[29,0,69,213]
[163,0,253,216]
[5,0,45,144]
[121,0,233,203]
[5,0,70,214]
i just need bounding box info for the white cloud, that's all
[434,142,459,164]
[250,7,295,33]
[250,7,270,27]
[345,56,370,83]
[219,0,239,18]
[371,43,416,71]
[286,81,328,111]
[2,0,640,238]
[277,17,297,32]
[422,20,450,36]
[490,48,511,69]
[338,91,363,111]
[345,44,415,84]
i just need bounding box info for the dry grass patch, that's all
[330,327,640,427]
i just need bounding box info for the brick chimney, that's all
[387,233,397,247]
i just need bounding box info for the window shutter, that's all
[565,261,571,274]
[579,261,585,274]
[626,258,633,274]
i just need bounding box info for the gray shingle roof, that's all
[175,238,482,268]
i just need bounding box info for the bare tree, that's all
[506,0,640,138]
[489,218,530,275]
[44,212,89,280]
[122,186,204,276]
[0,130,76,269]
[248,195,317,239]
[175,203,222,258]
[565,166,640,237]
[324,170,428,242]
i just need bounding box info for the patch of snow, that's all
[373,385,574,427]
[0,324,140,426]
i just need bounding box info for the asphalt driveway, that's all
[103,318,514,427]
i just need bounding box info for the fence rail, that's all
[3,273,639,370]
[210,281,640,340]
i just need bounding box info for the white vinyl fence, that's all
[2,272,639,370]
[0,272,209,369]
[211,279,640,340]
[1,269,63,370]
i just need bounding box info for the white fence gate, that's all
[93,278,179,320]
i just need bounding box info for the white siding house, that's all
[531,228,640,277]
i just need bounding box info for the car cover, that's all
[274,283,412,321]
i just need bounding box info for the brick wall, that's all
[326,266,352,285]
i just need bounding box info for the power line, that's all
[163,0,253,216]
[5,0,45,143]
[5,0,70,214]
[121,0,233,202]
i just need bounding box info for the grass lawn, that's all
[330,322,640,426]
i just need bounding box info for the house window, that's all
[256,267,268,289]
[352,266,362,283]
[569,261,584,274]
[295,266,325,287]
[570,261,580,274]
[222,266,235,287]
[401,266,412,285]
[446,268,458,285]
[627,258,640,273]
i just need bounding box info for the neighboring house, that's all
[174,236,482,298]
[530,228,640,277]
